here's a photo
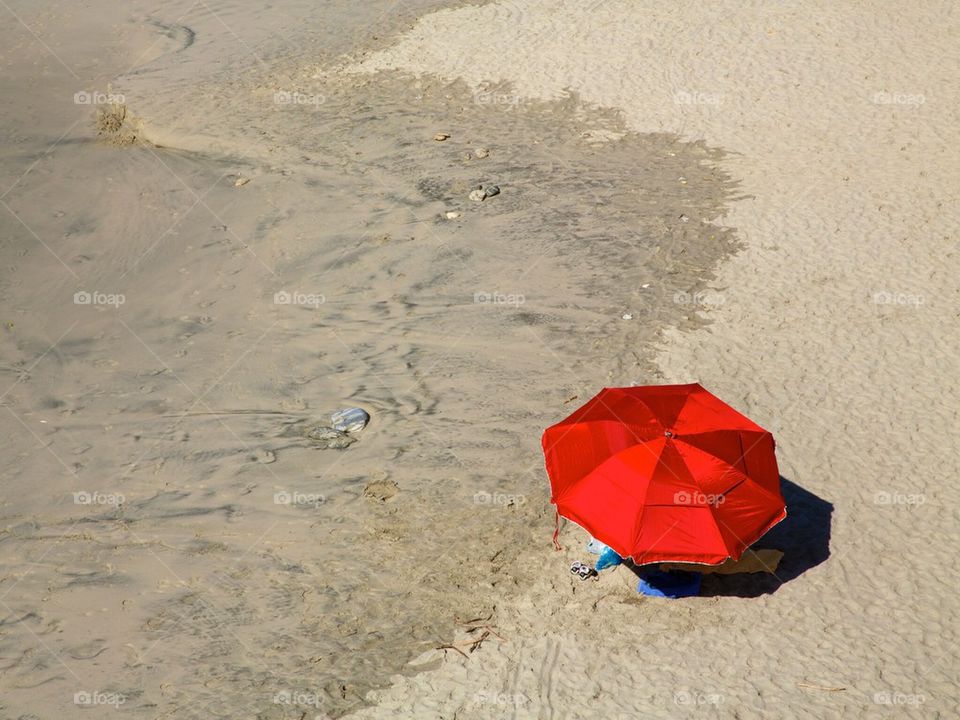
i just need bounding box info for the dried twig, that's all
[467,629,490,653]
[435,643,470,659]
[797,682,846,692]
[434,616,506,659]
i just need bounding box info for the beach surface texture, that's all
[0,1,956,718]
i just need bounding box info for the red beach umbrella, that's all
[542,384,786,566]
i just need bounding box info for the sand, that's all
[1,0,957,718]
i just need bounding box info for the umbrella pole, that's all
[552,509,563,551]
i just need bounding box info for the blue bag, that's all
[594,545,623,571]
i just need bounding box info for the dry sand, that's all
[0,0,957,718]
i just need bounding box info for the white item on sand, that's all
[330,407,370,433]
[586,537,608,555]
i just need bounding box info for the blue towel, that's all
[637,570,702,598]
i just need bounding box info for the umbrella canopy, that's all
[542,383,786,566]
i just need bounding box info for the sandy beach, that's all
[1,1,957,718]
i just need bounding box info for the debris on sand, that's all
[330,407,370,433]
[304,424,356,449]
[434,132,450,141]
[469,184,500,202]
[94,104,138,146]
[363,478,398,502]
[253,448,276,464]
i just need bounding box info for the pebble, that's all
[622,313,633,320]
[474,147,489,159]
[234,177,250,187]
[445,211,461,219]
[434,132,450,141]
[470,184,501,202]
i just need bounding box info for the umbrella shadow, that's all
[699,475,833,597]
[620,476,832,598]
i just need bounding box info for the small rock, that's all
[434,133,450,141]
[474,147,489,159]
[234,177,250,187]
[641,283,650,288]
[622,313,633,320]
[679,214,689,223]
[470,185,500,202]
[445,211,461,219]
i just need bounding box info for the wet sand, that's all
[1,1,742,717]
